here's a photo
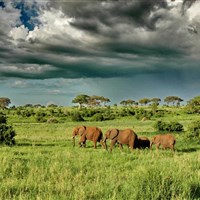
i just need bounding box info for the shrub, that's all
[93,113,104,121]
[119,108,135,117]
[103,113,116,120]
[185,121,200,140]
[81,109,98,117]
[47,118,59,123]
[0,124,16,146]
[153,110,165,118]
[0,112,7,124]
[71,112,84,122]
[155,120,183,132]
[0,113,16,146]
[21,110,33,117]
[35,111,47,122]
[135,109,152,120]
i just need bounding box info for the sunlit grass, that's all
[0,116,200,199]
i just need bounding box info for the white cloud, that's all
[9,80,28,88]
[26,9,97,45]
[47,89,66,95]
[9,25,29,42]
[187,2,200,21]
[0,64,56,74]
[0,4,21,35]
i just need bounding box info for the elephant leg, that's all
[118,143,123,151]
[78,141,83,147]
[170,144,175,152]
[82,141,86,148]
[156,143,160,150]
[110,139,117,152]
[100,139,105,149]
[129,141,134,151]
[93,141,97,149]
[79,135,86,148]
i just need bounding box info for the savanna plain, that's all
[0,106,200,200]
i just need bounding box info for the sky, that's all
[0,0,200,106]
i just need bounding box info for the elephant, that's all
[103,128,138,152]
[135,136,150,149]
[72,125,105,149]
[150,133,176,151]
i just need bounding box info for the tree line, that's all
[1,95,200,109]
[71,94,184,108]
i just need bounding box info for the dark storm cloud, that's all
[0,0,200,81]
[60,0,168,33]
[182,0,197,13]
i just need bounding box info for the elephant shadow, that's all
[16,142,56,147]
[177,147,199,153]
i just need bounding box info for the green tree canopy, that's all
[164,96,183,106]
[138,98,151,106]
[120,99,135,106]
[100,96,110,106]
[72,94,90,108]
[187,96,200,107]
[0,97,11,109]
[72,95,110,108]
[151,98,161,105]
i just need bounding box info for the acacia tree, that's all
[164,96,183,106]
[100,96,110,106]
[120,99,135,106]
[139,98,151,106]
[151,98,161,105]
[186,96,200,113]
[72,94,90,108]
[88,95,101,107]
[187,96,200,107]
[0,98,11,109]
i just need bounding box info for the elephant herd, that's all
[72,125,176,152]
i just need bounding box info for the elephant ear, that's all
[110,129,119,140]
[78,126,86,136]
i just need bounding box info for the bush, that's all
[35,111,47,122]
[185,121,200,140]
[0,112,7,124]
[0,112,16,146]
[155,120,184,132]
[0,124,16,145]
[81,109,98,117]
[153,110,165,118]
[103,113,116,120]
[92,113,104,121]
[135,109,152,120]
[71,112,84,122]
[47,118,59,123]
[119,108,135,117]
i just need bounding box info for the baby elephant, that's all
[150,133,176,151]
[136,137,150,149]
[103,128,138,152]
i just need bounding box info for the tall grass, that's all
[0,117,199,199]
[0,145,199,200]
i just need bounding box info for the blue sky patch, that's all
[0,1,5,8]
[15,1,39,31]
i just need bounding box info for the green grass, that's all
[0,115,200,199]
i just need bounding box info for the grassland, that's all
[0,109,200,200]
